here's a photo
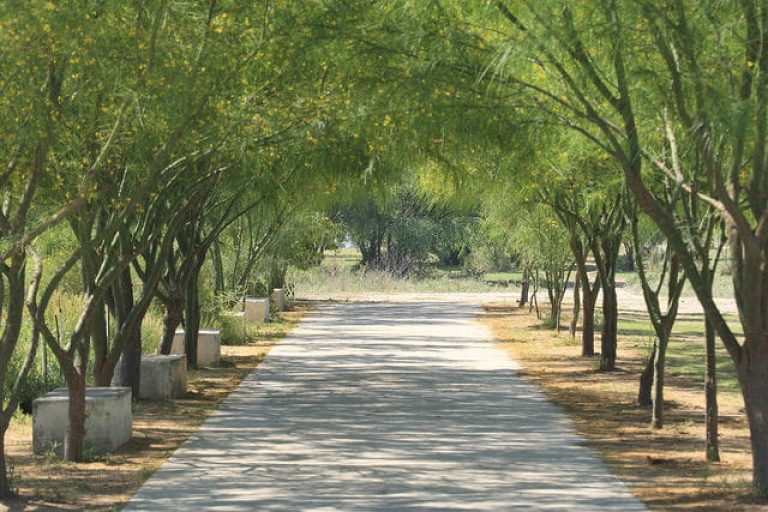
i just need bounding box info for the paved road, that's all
[126,302,646,511]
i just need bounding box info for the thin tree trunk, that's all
[638,341,656,406]
[111,269,141,397]
[64,372,86,462]
[623,241,635,272]
[91,299,110,386]
[0,430,10,498]
[546,271,559,330]
[599,283,618,371]
[569,239,597,356]
[159,295,184,355]
[211,240,225,296]
[582,295,596,357]
[519,266,530,306]
[184,272,201,369]
[570,270,581,338]
[739,347,768,493]
[117,320,142,398]
[705,317,720,462]
[651,331,670,428]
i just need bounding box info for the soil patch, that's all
[2,303,313,511]
[480,303,766,512]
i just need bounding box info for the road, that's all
[126,301,646,511]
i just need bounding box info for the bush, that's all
[218,313,248,345]
[6,354,64,414]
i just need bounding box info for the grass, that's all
[4,302,312,511]
[292,250,736,299]
[618,269,735,299]
[616,313,745,404]
[289,248,517,295]
[480,303,760,511]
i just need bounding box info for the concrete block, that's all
[244,297,269,323]
[33,387,132,456]
[169,329,221,366]
[272,289,286,312]
[140,355,187,399]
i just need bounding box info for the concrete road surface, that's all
[126,302,646,511]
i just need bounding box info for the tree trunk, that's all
[184,273,201,369]
[0,425,12,498]
[116,320,142,398]
[546,271,559,330]
[160,295,184,355]
[582,296,596,357]
[569,241,596,356]
[638,341,656,406]
[110,269,141,396]
[705,317,720,462]
[519,266,530,306]
[0,439,12,499]
[651,333,670,428]
[599,283,618,371]
[739,345,768,494]
[64,373,86,462]
[623,241,635,272]
[570,270,581,339]
[211,241,225,296]
[91,300,111,387]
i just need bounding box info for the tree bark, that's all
[519,265,530,306]
[623,241,635,271]
[0,430,10,498]
[116,320,142,398]
[108,268,142,397]
[184,272,201,369]
[705,317,720,462]
[739,345,768,492]
[599,283,618,371]
[160,295,184,355]
[91,299,111,387]
[211,240,225,296]
[651,333,669,428]
[638,341,656,406]
[570,269,581,338]
[578,263,600,358]
[581,296,596,357]
[64,372,86,462]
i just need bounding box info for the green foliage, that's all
[5,354,64,412]
[336,181,477,276]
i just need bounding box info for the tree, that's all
[484,0,768,490]
[0,0,158,474]
[503,203,573,330]
[25,0,241,461]
[628,203,686,428]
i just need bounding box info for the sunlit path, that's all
[126,302,645,511]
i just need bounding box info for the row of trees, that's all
[3,0,768,501]
[0,1,377,497]
[313,0,768,495]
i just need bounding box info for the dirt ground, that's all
[0,303,312,512]
[480,302,768,511]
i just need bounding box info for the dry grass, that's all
[480,303,768,511]
[1,303,313,511]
